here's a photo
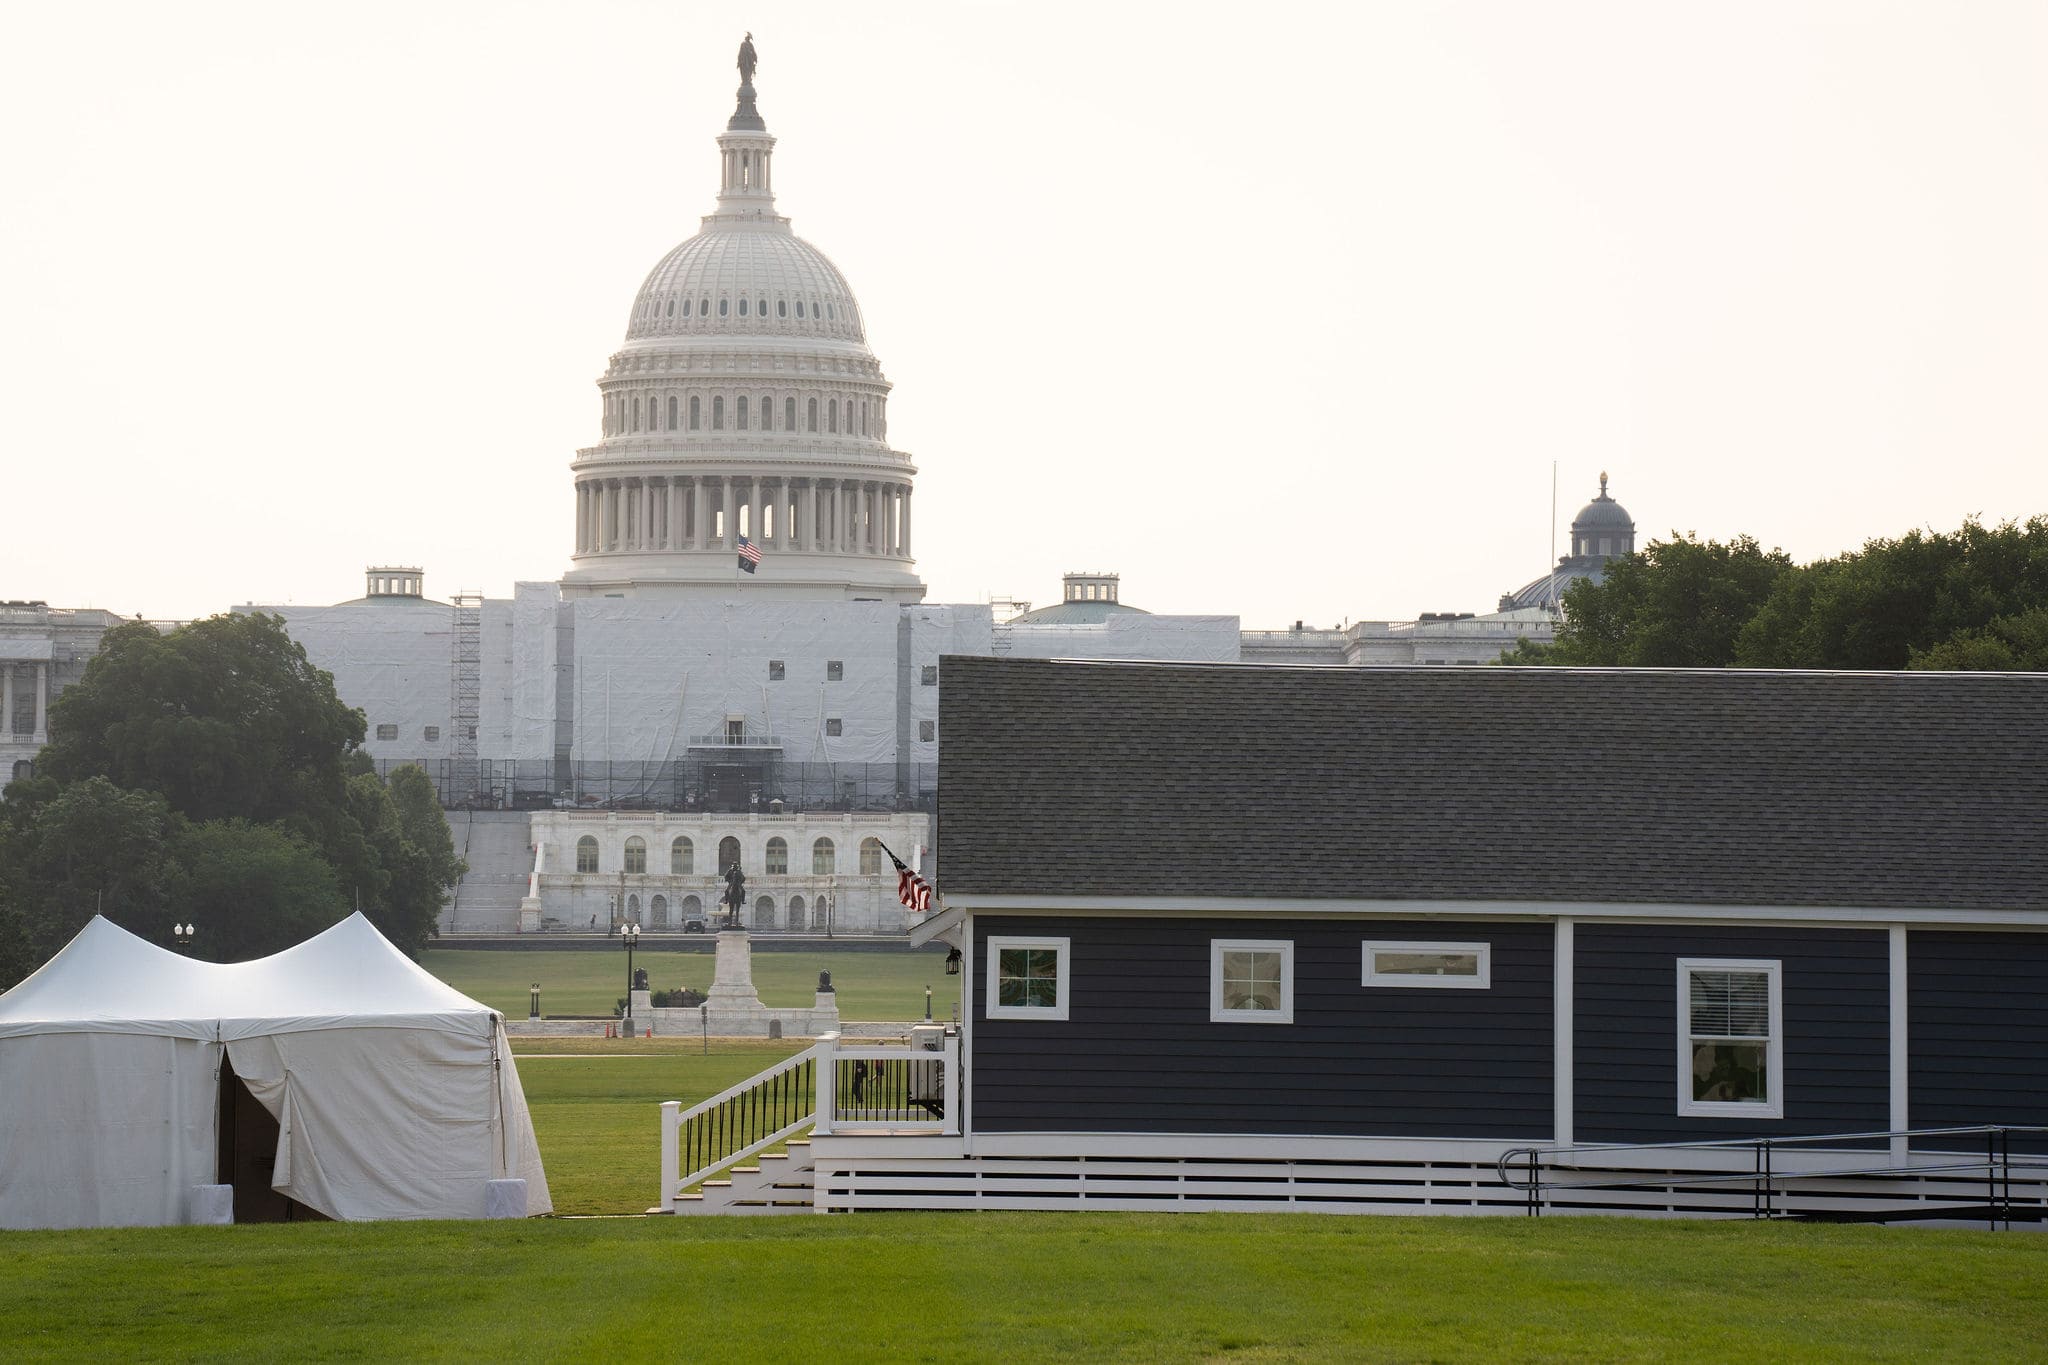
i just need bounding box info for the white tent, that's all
[0,913,551,1229]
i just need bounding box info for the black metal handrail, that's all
[833,1055,946,1125]
[1497,1125,2048,1229]
[676,1052,817,1191]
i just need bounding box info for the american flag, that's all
[880,842,934,912]
[737,536,762,573]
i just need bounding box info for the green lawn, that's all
[5,1215,2045,1361]
[511,1038,807,1215]
[424,945,961,1021]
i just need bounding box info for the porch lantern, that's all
[944,947,961,976]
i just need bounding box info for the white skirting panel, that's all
[808,1138,2048,1223]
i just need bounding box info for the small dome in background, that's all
[1572,471,1635,532]
[1012,571,1151,625]
[1498,474,1638,612]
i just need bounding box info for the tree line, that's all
[1502,516,2048,670]
[0,613,463,988]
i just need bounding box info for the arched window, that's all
[828,401,838,434]
[737,396,748,430]
[719,836,742,873]
[681,298,692,317]
[631,398,641,432]
[756,299,766,317]
[789,894,806,931]
[699,298,709,315]
[760,394,773,430]
[667,397,677,430]
[777,300,787,318]
[719,298,729,317]
[796,300,806,318]
[681,893,702,920]
[766,837,788,874]
[665,299,674,317]
[671,836,693,875]
[626,893,640,924]
[624,836,647,874]
[739,298,749,316]
[755,895,776,930]
[689,396,701,430]
[827,303,835,319]
[784,397,796,430]
[651,894,669,927]
[812,837,835,875]
[807,398,818,432]
[859,837,884,875]
[712,396,724,430]
[576,836,599,874]
[861,401,868,436]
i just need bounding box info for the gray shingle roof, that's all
[936,658,2048,912]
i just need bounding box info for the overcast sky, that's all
[3,1,2043,627]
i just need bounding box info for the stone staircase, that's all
[672,1139,816,1215]
[442,810,534,934]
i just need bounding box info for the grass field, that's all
[7,1044,2048,1359]
[510,1038,807,1215]
[6,1214,2045,1361]
[424,945,961,1021]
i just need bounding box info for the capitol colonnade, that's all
[573,477,911,557]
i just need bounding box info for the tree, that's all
[39,613,365,827]
[1908,607,2048,672]
[13,611,455,967]
[0,776,174,980]
[163,821,350,962]
[1511,535,1792,666]
[1739,519,2048,669]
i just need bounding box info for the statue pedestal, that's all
[518,896,542,933]
[708,930,760,1004]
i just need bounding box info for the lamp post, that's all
[621,922,641,1026]
[173,922,195,952]
[529,982,541,1020]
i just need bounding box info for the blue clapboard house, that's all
[660,657,2048,1219]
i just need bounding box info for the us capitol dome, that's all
[563,41,922,602]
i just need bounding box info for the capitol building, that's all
[3,48,1635,936]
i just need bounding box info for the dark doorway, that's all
[215,1053,327,1223]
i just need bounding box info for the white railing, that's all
[527,841,544,900]
[816,1035,959,1137]
[657,1031,958,1211]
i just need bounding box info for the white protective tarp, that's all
[0,914,550,1229]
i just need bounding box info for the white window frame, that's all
[1676,957,1784,1119]
[1362,941,1492,989]
[985,936,1071,1022]
[1210,939,1295,1024]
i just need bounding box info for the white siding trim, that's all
[961,917,976,1154]
[1555,918,1574,1147]
[984,935,1071,1022]
[1889,924,1908,1162]
[1210,939,1295,1024]
[943,894,2048,928]
[1361,940,1491,988]
[1675,958,1784,1120]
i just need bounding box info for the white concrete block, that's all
[189,1184,234,1226]
[485,1179,528,1219]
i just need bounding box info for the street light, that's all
[173,922,195,951]
[529,982,541,1020]
[620,923,641,1026]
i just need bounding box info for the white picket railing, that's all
[658,1031,958,1212]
